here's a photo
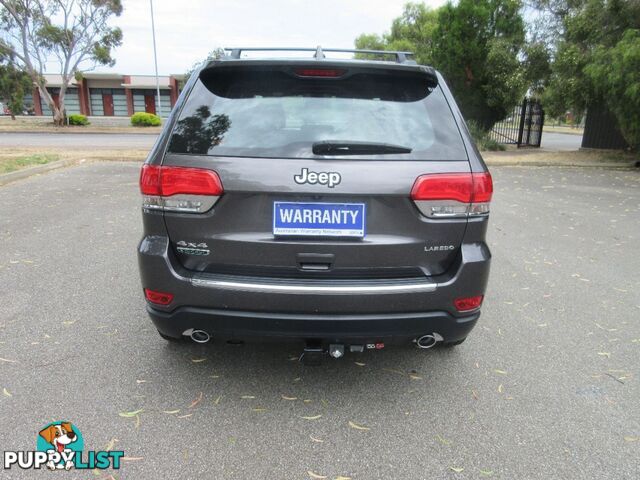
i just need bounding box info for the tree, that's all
[0,0,123,125]
[432,0,528,130]
[354,0,531,131]
[542,0,640,148]
[0,52,31,119]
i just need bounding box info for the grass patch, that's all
[0,154,60,174]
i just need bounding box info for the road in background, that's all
[0,163,638,479]
[1,130,584,152]
[540,131,583,151]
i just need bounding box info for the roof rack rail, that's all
[224,46,416,64]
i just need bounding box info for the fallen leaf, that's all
[241,395,256,399]
[480,469,494,476]
[354,362,366,367]
[409,374,423,380]
[118,409,143,418]
[450,467,464,473]
[310,435,324,443]
[348,421,370,431]
[301,415,323,420]
[281,395,298,401]
[62,320,76,326]
[494,369,508,375]
[597,352,611,358]
[134,415,141,429]
[436,434,451,445]
[3,388,11,397]
[335,477,352,480]
[103,438,118,451]
[177,414,193,419]
[307,471,327,479]
[191,358,207,363]
[252,407,267,413]
[498,384,504,393]
[163,409,180,414]
[0,357,18,363]
[213,395,223,405]
[624,436,638,442]
[189,392,203,408]
[472,390,479,400]
[136,380,147,384]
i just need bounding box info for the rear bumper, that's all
[138,235,490,342]
[148,305,479,344]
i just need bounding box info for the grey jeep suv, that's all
[137,47,492,356]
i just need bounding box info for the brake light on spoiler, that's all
[140,165,223,213]
[410,172,493,218]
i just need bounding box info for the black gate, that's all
[489,98,545,148]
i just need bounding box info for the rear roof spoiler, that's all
[200,46,438,87]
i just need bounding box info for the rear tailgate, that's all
[157,61,472,280]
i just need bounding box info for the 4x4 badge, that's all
[294,168,341,188]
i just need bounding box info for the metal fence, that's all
[489,98,544,148]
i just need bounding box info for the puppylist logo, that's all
[3,421,124,471]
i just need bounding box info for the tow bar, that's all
[300,341,383,365]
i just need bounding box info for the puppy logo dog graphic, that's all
[38,422,82,470]
[2,420,124,471]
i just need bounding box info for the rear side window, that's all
[168,66,467,161]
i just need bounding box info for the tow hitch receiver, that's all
[301,341,324,366]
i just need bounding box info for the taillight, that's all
[139,165,223,213]
[144,288,174,305]
[454,295,484,312]
[410,172,493,218]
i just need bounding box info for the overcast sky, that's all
[93,0,447,75]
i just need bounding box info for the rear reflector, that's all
[140,165,223,213]
[144,288,174,305]
[411,172,493,218]
[294,68,346,78]
[454,295,484,312]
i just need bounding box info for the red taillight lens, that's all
[140,165,223,196]
[454,295,484,312]
[411,174,474,203]
[472,172,493,203]
[294,68,346,77]
[410,173,493,203]
[140,165,162,195]
[144,288,174,305]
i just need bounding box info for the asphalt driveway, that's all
[0,163,638,479]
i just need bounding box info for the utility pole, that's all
[150,0,162,117]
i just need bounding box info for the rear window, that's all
[168,67,467,160]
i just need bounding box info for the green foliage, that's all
[131,112,161,127]
[354,0,531,130]
[0,0,123,125]
[432,0,527,130]
[68,114,89,126]
[586,29,640,149]
[467,120,506,151]
[543,0,640,149]
[0,54,31,119]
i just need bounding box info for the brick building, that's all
[25,73,184,117]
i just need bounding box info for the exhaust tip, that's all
[190,330,210,344]
[416,333,442,349]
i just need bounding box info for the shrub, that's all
[68,114,89,126]
[131,112,161,127]
[467,120,506,151]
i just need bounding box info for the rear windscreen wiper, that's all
[312,141,412,156]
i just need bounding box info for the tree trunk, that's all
[52,107,66,126]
